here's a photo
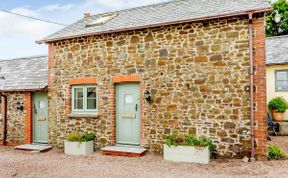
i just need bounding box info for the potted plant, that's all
[64,131,95,156]
[163,134,216,164]
[268,97,288,122]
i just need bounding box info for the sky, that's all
[0,0,167,59]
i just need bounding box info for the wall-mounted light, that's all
[144,90,151,103]
[274,10,281,23]
[16,101,24,111]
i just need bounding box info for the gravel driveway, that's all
[0,137,287,178]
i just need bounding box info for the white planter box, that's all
[64,140,94,156]
[164,144,210,164]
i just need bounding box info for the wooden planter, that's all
[64,140,94,156]
[272,110,285,122]
[163,144,210,164]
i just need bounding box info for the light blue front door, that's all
[116,83,140,145]
[33,93,48,144]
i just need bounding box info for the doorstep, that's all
[15,144,52,152]
[101,145,146,157]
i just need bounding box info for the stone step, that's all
[101,146,146,157]
[15,144,52,152]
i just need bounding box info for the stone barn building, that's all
[0,56,48,146]
[38,0,271,158]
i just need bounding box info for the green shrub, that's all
[183,134,197,146]
[67,131,81,142]
[67,131,95,142]
[80,132,95,142]
[268,97,288,113]
[165,134,216,152]
[164,134,184,147]
[268,144,287,160]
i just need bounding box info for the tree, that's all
[266,0,288,37]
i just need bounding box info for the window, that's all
[276,70,288,91]
[72,85,98,113]
[86,13,118,27]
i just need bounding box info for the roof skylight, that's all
[86,13,118,27]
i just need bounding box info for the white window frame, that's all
[275,70,288,92]
[72,85,98,113]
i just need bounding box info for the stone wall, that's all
[48,15,257,156]
[5,92,27,144]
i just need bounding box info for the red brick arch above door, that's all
[112,75,141,83]
[69,78,97,85]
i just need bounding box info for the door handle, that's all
[135,104,138,111]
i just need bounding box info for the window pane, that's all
[276,81,288,91]
[87,87,97,98]
[87,98,97,109]
[74,88,83,110]
[86,87,97,110]
[75,88,84,98]
[124,94,133,104]
[76,99,84,109]
[276,71,288,80]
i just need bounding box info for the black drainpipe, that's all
[1,92,7,146]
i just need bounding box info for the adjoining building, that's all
[0,55,48,146]
[266,35,288,121]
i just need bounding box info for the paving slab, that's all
[15,144,52,152]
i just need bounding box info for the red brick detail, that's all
[140,84,147,147]
[65,89,71,115]
[107,85,116,144]
[1,96,6,144]
[0,141,21,146]
[1,96,4,115]
[97,87,104,116]
[101,150,145,157]
[1,95,5,119]
[112,75,140,83]
[25,92,33,144]
[252,17,268,159]
[48,44,54,88]
[69,78,97,85]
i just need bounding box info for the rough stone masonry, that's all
[47,15,266,157]
[0,92,27,145]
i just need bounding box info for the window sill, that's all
[275,90,288,92]
[67,113,99,118]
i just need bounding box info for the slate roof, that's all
[38,0,271,43]
[0,55,48,91]
[266,35,288,65]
